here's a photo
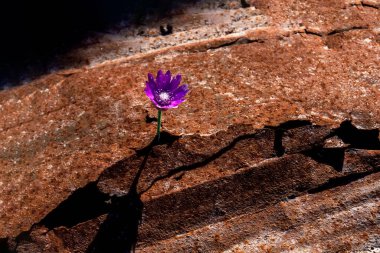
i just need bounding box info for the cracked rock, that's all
[0,0,379,252]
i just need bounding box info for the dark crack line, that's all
[141,119,379,195]
[208,25,371,50]
[308,169,380,194]
[304,29,323,37]
[361,3,380,9]
[5,120,380,252]
[301,26,371,38]
[327,26,369,36]
[350,2,380,10]
[208,37,265,50]
[140,131,262,195]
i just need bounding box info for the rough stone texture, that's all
[0,0,380,252]
[137,154,337,244]
[140,172,380,253]
[97,125,276,196]
[282,125,331,153]
[343,149,380,174]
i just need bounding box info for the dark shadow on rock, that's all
[267,120,312,157]
[86,137,159,253]
[140,129,268,195]
[137,131,180,154]
[86,189,144,253]
[0,238,12,253]
[86,132,179,252]
[303,121,380,172]
[334,121,380,150]
[307,168,379,194]
[303,147,346,172]
[0,0,200,89]
[41,182,111,229]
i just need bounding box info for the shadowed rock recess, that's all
[1,0,380,252]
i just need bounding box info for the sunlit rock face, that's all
[0,0,379,252]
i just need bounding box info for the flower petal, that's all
[148,73,155,84]
[167,74,182,91]
[172,84,189,101]
[144,82,155,101]
[144,70,189,110]
[168,98,186,108]
[164,70,172,88]
[156,70,165,89]
[156,100,183,109]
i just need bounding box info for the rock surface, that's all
[0,0,379,252]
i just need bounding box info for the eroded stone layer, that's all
[0,0,379,252]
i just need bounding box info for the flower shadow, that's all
[87,132,179,253]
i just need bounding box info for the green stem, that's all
[157,109,162,142]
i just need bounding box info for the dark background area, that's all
[0,0,194,89]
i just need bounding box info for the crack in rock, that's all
[327,26,370,36]
[208,37,266,50]
[3,120,380,252]
[308,169,380,194]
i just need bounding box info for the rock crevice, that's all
[0,0,379,251]
[2,120,379,252]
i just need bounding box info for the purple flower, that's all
[144,70,189,110]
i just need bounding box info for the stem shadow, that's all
[86,144,153,253]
